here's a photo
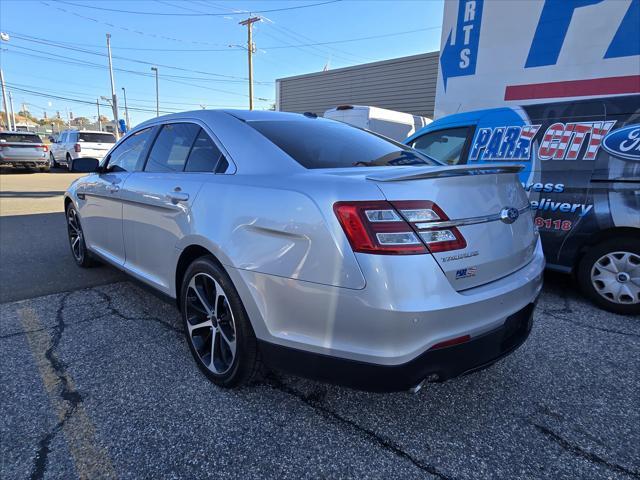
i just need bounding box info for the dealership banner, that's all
[435,0,640,118]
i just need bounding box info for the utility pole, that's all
[0,69,10,130]
[8,91,16,130]
[106,33,120,139]
[96,99,102,131]
[239,16,260,110]
[121,87,130,129]
[151,67,159,117]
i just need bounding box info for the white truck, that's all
[323,105,431,142]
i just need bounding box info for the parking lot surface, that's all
[1,170,639,479]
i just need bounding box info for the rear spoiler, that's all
[366,163,524,182]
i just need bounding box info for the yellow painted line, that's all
[19,306,117,480]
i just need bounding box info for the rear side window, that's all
[184,130,224,172]
[106,128,154,173]
[79,132,116,143]
[145,123,200,173]
[0,133,42,143]
[249,119,438,169]
[410,127,470,165]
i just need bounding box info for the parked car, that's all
[0,131,49,171]
[64,110,543,392]
[50,130,116,170]
[324,105,431,142]
[405,95,640,314]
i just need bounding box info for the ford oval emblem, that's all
[500,207,519,224]
[602,124,640,161]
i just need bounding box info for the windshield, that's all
[0,133,43,144]
[248,119,439,169]
[79,132,116,143]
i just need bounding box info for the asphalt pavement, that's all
[1,169,639,479]
[0,168,125,303]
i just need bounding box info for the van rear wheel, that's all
[577,237,640,315]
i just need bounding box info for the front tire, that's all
[66,204,98,268]
[577,237,640,315]
[180,257,261,388]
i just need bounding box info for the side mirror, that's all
[71,157,100,173]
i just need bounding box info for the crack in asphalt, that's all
[533,423,640,478]
[93,288,183,336]
[264,374,452,480]
[29,293,81,480]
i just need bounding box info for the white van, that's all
[323,105,431,142]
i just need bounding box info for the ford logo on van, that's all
[602,124,640,161]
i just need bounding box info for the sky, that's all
[0,0,444,127]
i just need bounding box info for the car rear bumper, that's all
[0,157,48,167]
[259,301,536,392]
[230,238,544,368]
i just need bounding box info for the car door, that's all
[78,127,155,266]
[53,132,66,161]
[121,122,225,293]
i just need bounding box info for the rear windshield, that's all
[248,119,439,169]
[79,132,116,143]
[0,133,42,144]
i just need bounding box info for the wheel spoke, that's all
[209,328,219,371]
[188,277,213,315]
[219,325,236,357]
[187,318,213,335]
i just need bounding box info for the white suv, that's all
[50,130,116,170]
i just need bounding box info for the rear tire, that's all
[49,153,58,168]
[180,256,261,388]
[577,237,640,315]
[66,154,73,171]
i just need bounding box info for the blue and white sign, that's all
[439,0,484,90]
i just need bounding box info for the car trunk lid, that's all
[368,164,537,290]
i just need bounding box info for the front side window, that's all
[410,127,470,165]
[249,119,439,169]
[145,123,200,173]
[106,128,154,172]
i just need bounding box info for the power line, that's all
[57,0,341,16]
[7,33,274,84]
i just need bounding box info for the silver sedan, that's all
[64,110,544,392]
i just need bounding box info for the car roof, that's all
[222,109,315,122]
[1,131,39,135]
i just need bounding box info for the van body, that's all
[324,105,431,142]
[406,95,640,314]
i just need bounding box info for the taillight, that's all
[334,200,466,255]
[334,201,427,254]
[41,145,49,152]
[74,143,81,153]
[391,200,467,253]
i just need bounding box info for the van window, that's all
[249,119,438,169]
[410,127,470,165]
[79,132,116,143]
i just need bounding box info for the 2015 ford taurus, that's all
[64,110,544,392]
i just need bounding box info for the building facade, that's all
[276,52,439,118]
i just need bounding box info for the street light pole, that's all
[151,67,159,117]
[96,99,102,131]
[121,87,130,129]
[239,16,260,110]
[8,91,16,130]
[106,33,120,139]
[0,69,10,130]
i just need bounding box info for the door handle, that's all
[166,192,189,204]
[107,184,120,193]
